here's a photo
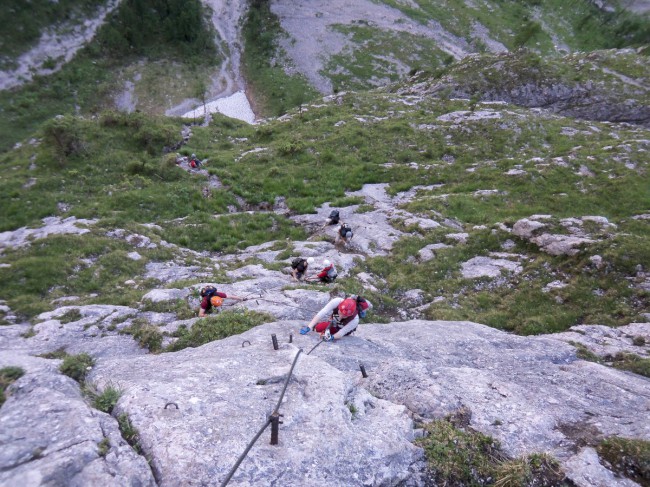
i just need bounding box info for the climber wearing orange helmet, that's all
[299,296,370,341]
[198,285,245,317]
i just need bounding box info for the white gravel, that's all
[180,91,255,123]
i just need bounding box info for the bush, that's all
[0,366,25,407]
[277,138,304,156]
[59,353,94,383]
[135,123,178,155]
[43,116,86,165]
[167,309,273,351]
[597,437,650,485]
[121,320,164,353]
[90,384,122,413]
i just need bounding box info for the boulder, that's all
[0,353,155,487]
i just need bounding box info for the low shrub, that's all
[0,366,25,407]
[167,309,273,351]
[59,353,95,383]
[120,320,164,353]
[90,384,122,413]
[597,437,650,485]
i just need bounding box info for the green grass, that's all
[241,0,319,116]
[597,437,650,486]
[120,319,164,353]
[0,0,218,152]
[326,25,449,92]
[610,353,650,378]
[0,366,25,407]
[167,309,274,351]
[374,0,650,53]
[97,437,111,457]
[0,48,648,336]
[89,384,122,414]
[117,413,142,454]
[59,353,94,383]
[0,0,107,63]
[417,416,570,486]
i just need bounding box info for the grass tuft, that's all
[59,353,94,384]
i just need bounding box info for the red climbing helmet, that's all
[338,298,357,318]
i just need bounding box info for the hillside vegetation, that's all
[1,48,648,334]
[0,0,218,152]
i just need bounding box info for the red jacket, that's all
[317,265,333,279]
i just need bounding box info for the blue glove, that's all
[299,326,311,335]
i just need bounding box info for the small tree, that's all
[193,78,208,123]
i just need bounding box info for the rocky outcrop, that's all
[0,217,97,255]
[401,49,650,126]
[512,215,615,256]
[0,353,155,486]
[75,319,650,487]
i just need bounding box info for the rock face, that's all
[401,49,650,126]
[0,217,97,254]
[0,353,155,487]
[91,321,423,487]
[75,320,650,487]
[512,215,614,256]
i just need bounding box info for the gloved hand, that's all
[299,326,311,335]
[322,331,334,342]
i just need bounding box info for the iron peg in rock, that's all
[289,333,293,343]
[271,334,279,350]
[164,402,179,409]
[242,340,251,348]
[359,364,368,378]
[270,412,283,445]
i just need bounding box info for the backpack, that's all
[339,224,353,239]
[291,257,306,270]
[329,210,340,224]
[326,265,338,280]
[200,285,217,298]
[190,160,197,168]
[356,296,369,318]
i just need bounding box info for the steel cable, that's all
[219,349,303,487]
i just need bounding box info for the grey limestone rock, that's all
[142,288,191,303]
[0,217,96,254]
[90,320,423,487]
[549,322,650,359]
[78,319,650,486]
[461,256,523,278]
[0,354,155,487]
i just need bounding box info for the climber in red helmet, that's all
[299,296,370,341]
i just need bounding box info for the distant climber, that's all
[306,259,337,283]
[189,153,202,169]
[291,257,314,281]
[322,209,340,228]
[299,296,372,341]
[335,222,353,247]
[198,285,245,317]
